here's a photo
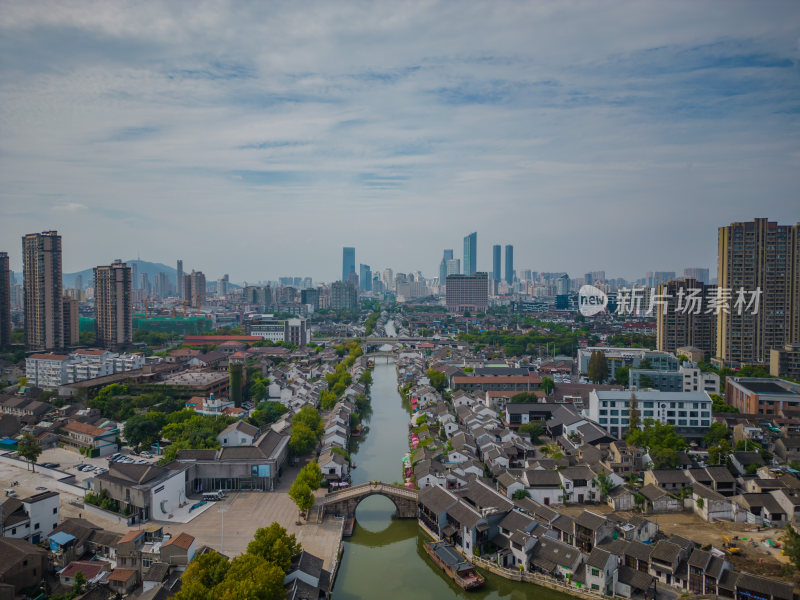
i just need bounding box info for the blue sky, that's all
[1,1,798,283]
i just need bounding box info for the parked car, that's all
[40,462,60,469]
[107,453,121,461]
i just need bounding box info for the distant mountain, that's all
[63,260,177,288]
[63,260,240,290]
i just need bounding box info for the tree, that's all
[289,480,315,516]
[783,525,800,570]
[625,419,686,469]
[319,389,338,410]
[17,433,42,472]
[704,422,730,447]
[540,377,555,395]
[614,366,630,386]
[214,553,286,600]
[249,401,287,428]
[289,424,318,456]
[595,471,614,502]
[519,423,544,444]
[587,350,608,384]
[124,412,166,449]
[246,523,300,572]
[297,462,323,491]
[292,406,323,437]
[708,439,732,466]
[72,571,87,596]
[510,392,539,403]
[426,368,447,393]
[628,393,640,432]
[512,489,531,500]
[175,550,230,600]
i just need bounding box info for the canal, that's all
[333,358,573,600]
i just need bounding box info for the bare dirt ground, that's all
[559,504,796,583]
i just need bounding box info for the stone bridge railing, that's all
[321,482,418,518]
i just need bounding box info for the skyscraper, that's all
[683,268,710,284]
[359,264,372,292]
[656,278,716,357]
[492,245,501,283]
[716,219,800,366]
[94,261,132,349]
[342,247,355,282]
[189,271,206,307]
[176,259,183,299]
[0,252,10,349]
[62,296,79,347]
[505,244,514,285]
[217,274,229,297]
[463,232,477,276]
[23,231,63,352]
[439,249,454,289]
[331,281,358,311]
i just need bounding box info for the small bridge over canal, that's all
[321,482,418,519]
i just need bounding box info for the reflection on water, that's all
[333,360,572,600]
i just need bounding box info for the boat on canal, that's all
[424,541,485,590]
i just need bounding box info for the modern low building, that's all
[629,362,719,394]
[92,462,190,523]
[578,348,679,382]
[26,350,146,389]
[172,429,290,493]
[587,390,712,439]
[61,421,119,457]
[725,378,800,415]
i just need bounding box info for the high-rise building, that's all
[154,272,169,298]
[463,232,477,276]
[342,247,356,282]
[131,262,138,291]
[383,268,394,291]
[189,271,206,307]
[683,268,710,284]
[74,275,83,290]
[0,252,10,349]
[62,296,79,347]
[446,272,488,313]
[556,274,570,296]
[217,274,229,297]
[331,281,358,311]
[94,261,132,349]
[140,273,150,295]
[439,249,454,289]
[359,264,372,292]
[176,259,183,299]
[492,245,501,283]
[656,278,716,358]
[23,231,63,352]
[446,259,461,276]
[716,219,800,367]
[301,288,320,310]
[505,244,514,285]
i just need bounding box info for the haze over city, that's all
[1,1,799,282]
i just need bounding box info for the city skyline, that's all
[2,2,798,281]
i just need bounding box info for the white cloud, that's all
[0,1,798,280]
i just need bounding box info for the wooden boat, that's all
[424,541,485,590]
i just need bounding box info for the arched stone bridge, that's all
[321,482,418,519]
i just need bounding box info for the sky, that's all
[1,1,799,284]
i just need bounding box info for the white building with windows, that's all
[587,390,712,440]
